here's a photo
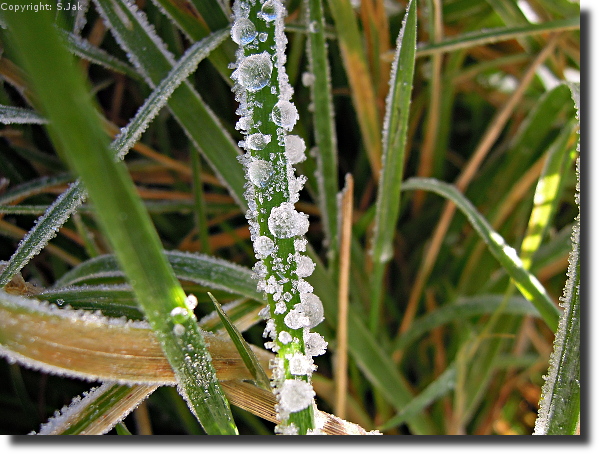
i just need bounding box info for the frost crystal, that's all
[232,52,273,92]
[254,235,275,258]
[295,255,315,278]
[278,331,292,344]
[268,202,309,238]
[284,309,310,330]
[271,100,298,130]
[287,353,315,376]
[278,379,315,413]
[284,135,307,164]
[247,159,274,187]
[298,293,324,328]
[231,17,257,45]
[170,306,189,323]
[305,331,328,357]
[173,323,185,336]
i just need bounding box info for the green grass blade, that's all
[377,365,456,431]
[393,295,541,352]
[93,0,247,210]
[208,293,271,391]
[0,29,226,289]
[60,30,140,80]
[416,17,579,57]
[0,174,72,205]
[304,0,339,262]
[55,251,262,301]
[369,0,417,331]
[326,0,382,174]
[2,8,237,434]
[35,383,158,435]
[402,177,560,331]
[534,83,580,435]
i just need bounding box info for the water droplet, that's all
[271,100,298,130]
[284,135,306,164]
[260,0,277,22]
[247,159,274,187]
[268,202,309,238]
[231,18,257,45]
[246,133,271,150]
[233,52,273,92]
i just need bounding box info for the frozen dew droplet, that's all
[305,331,327,357]
[185,294,198,310]
[284,135,307,164]
[170,306,189,323]
[279,331,292,344]
[271,100,298,130]
[254,235,275,258]
[260,0,277,22]
[268,202,309,238]
[295,255,315,278]
[233,52,273,92]
[246,133,271,150]
[301,72,315,87]
[294,238,307,252]
[173,323,185,336]
[247,159,274,187]
[287,353,314,376]
[298,293,324,328]
[231,17,257,45]
[278,379,315,413]
[284,309,310,330]
[258,32,268,42]
[275,301,287,314]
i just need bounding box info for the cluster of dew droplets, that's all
[231,0,325,434]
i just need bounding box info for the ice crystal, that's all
[278,379,315,413]
[284,135,307,164]
[268,203,309,238]
[232,52,273,92]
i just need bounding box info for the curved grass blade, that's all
[208,293,271,391]
[2,9,237,434]
[0,29,227,288]
[402,177,560,331]
[369,0,417,332]
[0,105,47,125]
[55,251,262,301]
[378,366,456,431]
[35,383,158,435]
[0,174,72,205]
[92,0,246,210]
[326,0,382,174]
[304,0,339,261]
[393,295,541,352]
[0,289,271,385]
[60,30,140,80]
[416,17,579,57]
[534,83,580,435]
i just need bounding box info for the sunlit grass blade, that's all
[35,383,158,435]
[93,0,246,210]
[0,289,272,386]
[534,83,580,435]
[416,17,579,57]
[2,8,237,434]
[305,0,339,261]
[378,365,456,431]
[369,0,417,331]
[393,295,541,352]
[55,252,262,301]
[402,177,560,331]
[0,105,47,125]
[60,30,140,80]
[0,29,226,289]
[208,293,271,391]
[326,0,382,174]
